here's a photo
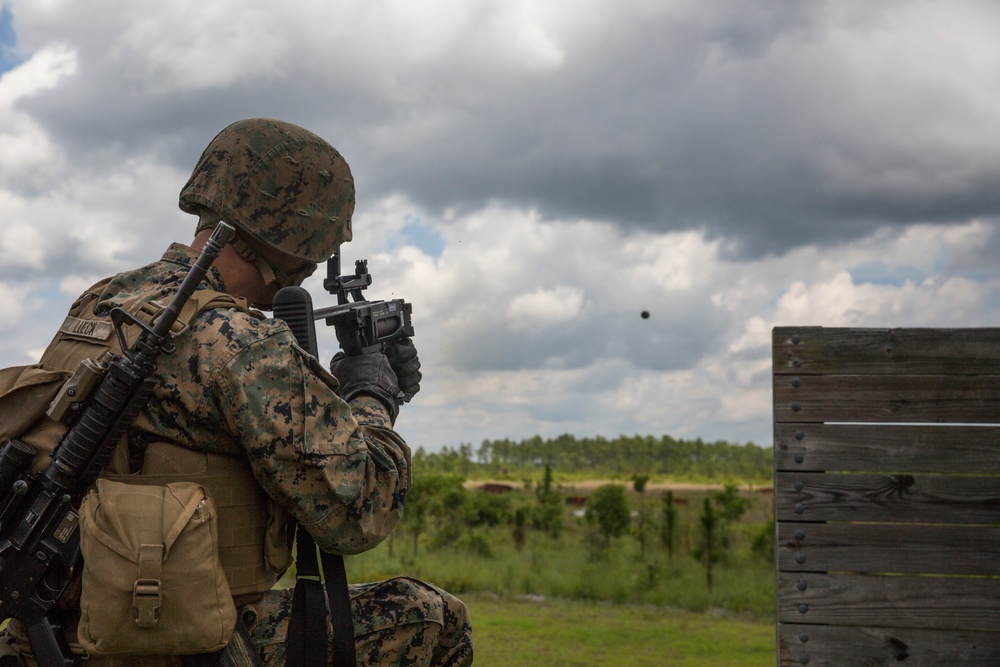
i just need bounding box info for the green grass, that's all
[346,490,776,620]
[349,532,775,619]
[466,593,774,666]
[340,484,779,664]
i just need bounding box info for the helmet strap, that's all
[231,235,278,286]
[195,216,313,288]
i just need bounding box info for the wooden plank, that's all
[777,573,1000,631]
[777,523,1000,576]
[773,326,1000,375]
[774,423,1000,473]
[771,327,1000,665]
[775,472,1000,524]
[773,374,1000,423]
[778,624,1000,666]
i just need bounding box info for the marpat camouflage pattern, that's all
[179,118,355,264]
[0,242,472,666]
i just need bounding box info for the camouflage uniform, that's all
[247,578,472,666]
[0,243,472,666]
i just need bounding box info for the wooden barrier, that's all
[773,327,1000,666]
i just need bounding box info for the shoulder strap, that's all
[106,289,253,475]
[175,289,254,329]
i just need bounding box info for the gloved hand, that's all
[329,352,402,423]
[385,336,421,402]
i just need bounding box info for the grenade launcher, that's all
[272,251,414,360]
[0,222,235,666]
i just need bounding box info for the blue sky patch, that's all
[397,215,446,259]
[36,279,70,305]
[850,260,930,287]
[0,7,20,74]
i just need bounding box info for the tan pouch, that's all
[77,479,236,655]
[0,364,69,459]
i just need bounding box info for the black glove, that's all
[385,336,421,402]
[329,352,402,423]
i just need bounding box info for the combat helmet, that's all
[179,118,354,265]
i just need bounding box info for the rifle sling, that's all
[287,525,356,667]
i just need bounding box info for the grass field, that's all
[344,479,779,664]
[466,593,775,666]
[347,484,776,619]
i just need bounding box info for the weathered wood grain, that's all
[772,326,1000,665]
[774,472,1000,524]
[777,523,1000,575]
[777,573,1000,631]
[773,374,1000,423]
[778,624,1000,667]
[773,326,1000,374]
[774,422,1000,473]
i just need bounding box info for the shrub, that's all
[585,484,630,551]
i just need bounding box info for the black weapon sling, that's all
[274,287,357,667]
[286,529,356,667]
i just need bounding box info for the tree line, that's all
[412,432,771,482]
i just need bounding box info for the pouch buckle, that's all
[132,578,162,628]
[133,542,165,628]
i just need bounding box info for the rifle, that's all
[271,252,413,667]
[0,222,235,666]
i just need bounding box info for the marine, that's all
[0,118,472,666]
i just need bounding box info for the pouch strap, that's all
[134,543,164,628]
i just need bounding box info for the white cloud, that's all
[2,1,1000,452]
[108,6,287,92]
[728,315,769,354]
[772,270,988,328]
[0,282,27,332]
[0,44,75,185]
[311,200,1000,447]
[59,274,105,300]
[0,43,76,106]
[624,231,719,292]
[506,286,585,330]
[0,219,45,270]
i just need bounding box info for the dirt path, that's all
[465,479,758,493]
[558,480,726,493]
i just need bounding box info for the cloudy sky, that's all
[1,0,999,452]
